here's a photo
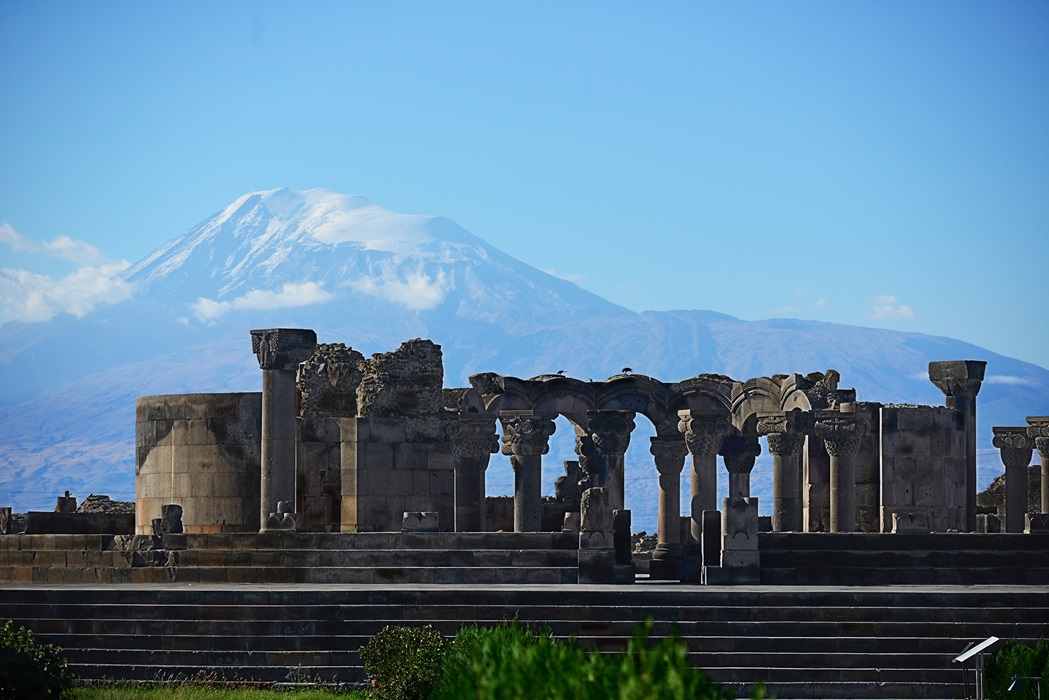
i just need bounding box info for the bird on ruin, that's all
[556,370,565,375]
[622,367,633,374]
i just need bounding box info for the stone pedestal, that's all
[1027,417,1049,513]
[578,487,630,583]
[649,436,687,580]
[758,411,812,532]
[815,409,869,533]
[251,328,317,532]
[929,360,986,532]
[585,410,635,512]
[705,497,759,585]
[992,427,1034,533]
[500,411,556,533]
[448,415,499,532]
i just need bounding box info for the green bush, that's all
[0,619,75,699]
[358,624,446,700]
[985,638,1049,700]
[430,619,752,700]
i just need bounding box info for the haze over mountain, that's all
[1,188,1046,528]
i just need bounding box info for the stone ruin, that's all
[124,328,1049,583]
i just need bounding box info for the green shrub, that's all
[0,619,75,699]
[430,619,751,700]
[358,624,446,700]
[985,638,1049,700]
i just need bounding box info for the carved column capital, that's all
[814,412,869,458]
[586,410,635,457]
[499,411,557,457]
[928,360,987,406]
[1027,417,1049,459]
[719,434,761,474]
[757,410,813,457]
[448,414,500,460]
[677,409,731,458]
[250,328,318,371]
[650,436,687,477]
[993,426,1035,469]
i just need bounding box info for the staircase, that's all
[3,584,1046,698]
[759,532,1049,585]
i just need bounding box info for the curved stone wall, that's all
[136,393,262,534]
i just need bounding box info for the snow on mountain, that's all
[1,188,1047,528]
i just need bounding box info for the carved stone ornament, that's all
[649,436,687,477]
[586,410,636,457]
[757,411,813,457]
[719,435,762,474]
[575,434,598,478]
[250,328,318,371]
[500,413,557,457]
[814,415,870,458]
[928,360,986,400]
[1027,418,1049,458]
[677,409,730,457]
[447,415,500,460]
[993,426,1034,470]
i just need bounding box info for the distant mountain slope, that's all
[1,189,1046,527]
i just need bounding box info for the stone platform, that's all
[2,583,1046,699]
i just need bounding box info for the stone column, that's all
[992,427,1034,533]
[1027,417,1049,513]
[719,434,761,499]
[585,410,636,512]
[448,414,499,532]
[758,411,812,532]
[500,411,556,533]
[815,410,869,533]
[677,409,731,542]
[251,328,317,532]
[650,436,687,570]
[929,360,986,532]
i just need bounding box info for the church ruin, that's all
[130,327,1049,584]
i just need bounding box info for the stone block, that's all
[1026,513,1049,534]
[0,507,9,535]
[401,511,439,533]
[893,511,930,534]
[562,512,580,533]
[429,469,453,497]
[581,488,613,534]
[720,550,760,568]
[721,497,758,552]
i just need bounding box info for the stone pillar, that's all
[815,409,869,533]
[500,411,556,533]
[1027,417,1049,513]
[649,436,687,576]
[251,328,317,531]
[929,360,986,532]
[758,411,812,532]
[992,427,1034,533]
[585,410,636,512]
[719,434,761,499]
[448,414,499,532]
[677,409,731,542]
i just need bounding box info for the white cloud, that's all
[346,270,449,311]
[544,268,586,284]
[0,223,133,323]
[985,375,1035,387]
[870,294,915,320]
[191,282,335,322]
[0,222,111,265]
[812,297,828,308]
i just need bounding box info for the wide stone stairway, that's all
[2,584,1047,699]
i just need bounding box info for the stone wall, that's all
[879,404,966,532]
[136,393,262,535]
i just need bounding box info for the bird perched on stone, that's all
[556,370,565,375]
[622,367,633,374]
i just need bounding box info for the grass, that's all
[71,684,371,700]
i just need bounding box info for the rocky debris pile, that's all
[298,343,365,419]
[77,494,135,514]
[977,466,1041,513]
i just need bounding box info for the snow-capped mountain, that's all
[1,189,1046,528]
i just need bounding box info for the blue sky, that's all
[1,1,1047,368]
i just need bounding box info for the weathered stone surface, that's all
[250,328,317,371]
[297,343,365,419]
[580,487,612,545]
[357,339,444,419]
[55,491,77,513]
[1026,513,1049,533]
[892,511,930,534]
[402,511,439,532]
[554,460,585,505]
[993,426,1034,533]
[77,494,134,514]
[0,507,9,535]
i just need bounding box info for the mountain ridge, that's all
[1,188,1046,527]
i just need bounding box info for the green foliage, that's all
[358,625,446,700]
[0,619,75,700]
[985,638,1049,700]
[430,619,754,700]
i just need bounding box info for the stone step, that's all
[168,548,579,568]
[758,566,1049,585]
[759,532,1049,552]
